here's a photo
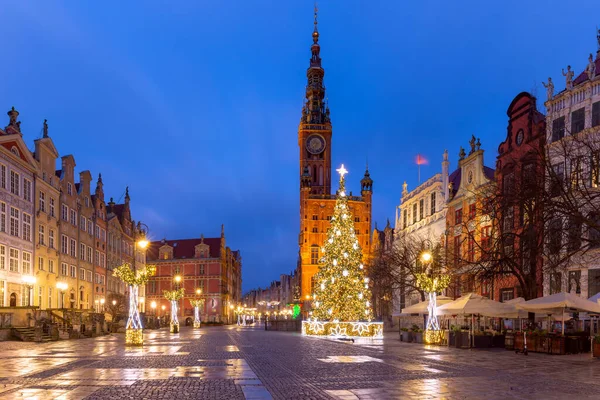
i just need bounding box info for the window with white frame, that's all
[70,209,77,226]
[49,259,55,273]
[38,224,45,246]
[49,229,55,249]
[95,250,99,266]
[10,207,19,237]
[22,213,31,242]
[38,256,44,271]
[61,235,68,254]
[50,198,55,217]
[88,221,93,236]
[61,204,68,221]
[70,265,76,278]
[0,245,5,270]
[9,248,18,272]
[79,268,85,280]
[39,191,46,212]
[0,202,5,232]
[80,215,86,231]
[80,243,85,260]
[38,286,43,308]
[95,225,100,238]
[87,270,92,282]
[87,246,92,263]
[67,183,72,195]
[70,238,76,257]
[61,262,68,276]
[23,179,31,202]
[0,164,5,189]
[100,253,105,268]
[48,287,52,308]
[84,197,89,207]
[22,252,31,274]
[10,171,19,196]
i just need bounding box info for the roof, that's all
[147,237,222,260]
[484,166,495,180]
[449,168,461,196]
[573,57,600,86]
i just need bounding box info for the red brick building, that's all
[145,226,242,324]
[495,92,546,301]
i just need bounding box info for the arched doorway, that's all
[9,293,17,307]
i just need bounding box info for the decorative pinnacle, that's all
[336,164,348,178]
[312,2,319,44]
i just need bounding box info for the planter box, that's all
[536,336,549,353]
[593,342,600,358]
[455,331,470,349]
[400,331,413,343]
[505,333,515,350]
[514,332,523,351]
[566,337,580,354]
[413,332,423,343]
[492,335,505,348]
[449,331,456,347]
[473,335,492,348]
[549,336,566,355]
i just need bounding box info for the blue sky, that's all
[1,1,598,291]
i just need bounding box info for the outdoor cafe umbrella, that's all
[436,293,518,317]
[398,296,454,315]
[515,292,600,335]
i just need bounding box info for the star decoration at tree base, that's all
[302,321,383,338]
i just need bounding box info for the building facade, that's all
[495,92,546,301]
[145,228,242,324]
[33,120,61,309]
[298,11,373,301]
[91,174,108,312]
[543,45,600,298]
[0,108,37,307]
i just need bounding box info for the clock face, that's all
[306,134,326,155]
[516,130,524,146]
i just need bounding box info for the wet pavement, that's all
[1,326,599,399]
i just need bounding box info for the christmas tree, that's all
[311,165,373,322]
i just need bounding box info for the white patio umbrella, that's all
[398,296,454,315]
[436,293,519,317]
[516,292,600,335]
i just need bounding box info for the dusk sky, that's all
[1,1,598,291]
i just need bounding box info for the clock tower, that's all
[298,7,373,305]
[298,6,331,196]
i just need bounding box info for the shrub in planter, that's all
[593,336,600,358]
[413,329,423,343]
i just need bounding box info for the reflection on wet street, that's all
[1,326,600,399]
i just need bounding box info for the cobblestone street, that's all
[1,326,600,399]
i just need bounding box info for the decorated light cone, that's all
[190,299,204,328]
[415,264,451,344]
[164,288,185,333]
[302,165,383,338]
[113,264,156,346]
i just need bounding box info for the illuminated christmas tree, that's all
[311,165,374,323]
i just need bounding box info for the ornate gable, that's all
[159,244,173,260]
[195,235,210,258]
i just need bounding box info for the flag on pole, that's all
[415,154,428,165]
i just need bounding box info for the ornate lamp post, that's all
[113,264,156,345]
[415,248,451,344]
[56,282,68,309]
[164,288,185,333]
[22,275,36,307]
[190,288,204,329]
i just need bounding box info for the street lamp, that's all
[112,300,117,306]
[100,298,105,312]
[151,301,157,313]
[56,282,68,309]
[196,288,202,295]
[174,275,182,283]
[421,250,433,263]
[22,275,36,307]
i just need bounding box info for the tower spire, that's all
[313,3,319,44]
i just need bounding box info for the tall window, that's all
[70,265,76,278]
[80,268,85,280]
[566,216,582,251]
[22,213,31,242]
[0,245,5,270]
[469,203,476,220]
[87,246,92,263]
[0,164,5,189]
[80,216,86,231]
[38,256,44,271]
[22,252,31,274]
[550,272,562,294]
[200,264,205,275]
[61,262,68,276]
[70,238,76,257]
[403,209,407,229]
[503,172,515,196]
[95,250,100,266]
[430,192,436,215]
[548,218,562,255]
[310,246,319,264]
[571,107,585,134]
[550,163,565,197]
[50,198,55,218]
[39,191,46,212]
[467,237,475,262]
[412,203,417,224]
[453,236,461,266]
[48,287,52,309]
[61,204,68,221]
[419,199,424,221]
[481,226,491,253]
[10,171,19,195]
[593,101,600,127]
[0,202,5,232]
[70,209,77,226]
[49,230,55,249]
[9,248,19,272]
[67,183,72,195]
[551,116,565,142]
[10,207,19,237]
[455,209,463,225]
[570,156,584,188]
[568,270,581,294]
[503,206,514,231]
[589,269,600,298]
[23,179,31,202]
[61,235,68,254]
[48,259,55,273]
[80,243,85,260]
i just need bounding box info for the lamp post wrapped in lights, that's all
[113,263,156,346]
[190,288,204,329]
[164,288,185,333]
